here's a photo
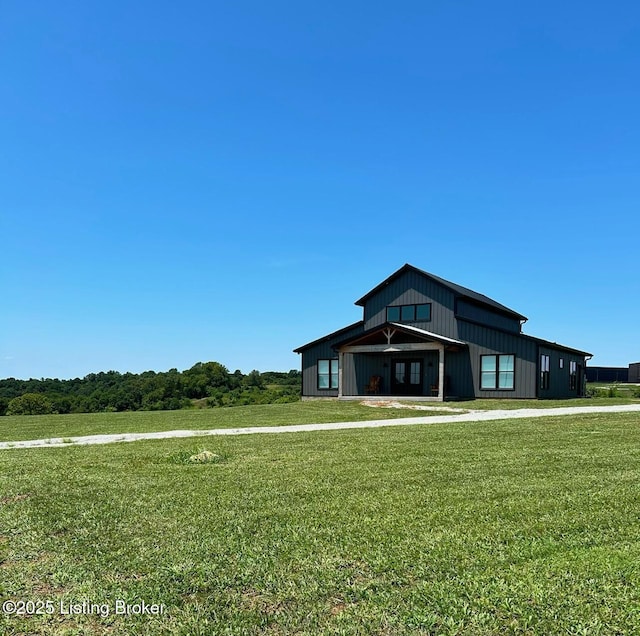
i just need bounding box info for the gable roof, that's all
[355,263,528,322]
[334,322,467,349]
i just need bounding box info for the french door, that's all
[391,359,423,395]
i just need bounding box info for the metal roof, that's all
[520,332,593,357]
[388,323,467,346]
[293,321,364,353]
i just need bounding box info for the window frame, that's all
[569,360,577,390]
[540,354,550,391]
[480,354,516,391]
[317,358,339,390]
[386,303,432,323]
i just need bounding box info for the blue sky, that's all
[1,1,638,380]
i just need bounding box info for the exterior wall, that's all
[457,320,538,398]
[628,363,640,383]
[300,323,363,397]
[444,349,476,399]
[538,347,586,398]
[363,269,458,337]
[455,299,521,334]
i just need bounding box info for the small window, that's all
[559,358,564,369]
[318,359,339,390]
[481,354,515,390]
[401,305,416,321]
[540,354,550,390]
[386,306,401,321]
[416,304,431,321]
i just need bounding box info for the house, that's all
[294,264,592,400]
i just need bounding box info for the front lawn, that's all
[2,411,640,634]
[0,401,442,443]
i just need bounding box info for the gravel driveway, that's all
[2,404,639,450]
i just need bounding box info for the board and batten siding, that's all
[457,320,538,398]
[363,269,459,338]
[300,323,364,398]
[537,346,585,398]
[341,353,384,397]
[455,299,521,334]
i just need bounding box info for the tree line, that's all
[0,362,301,416]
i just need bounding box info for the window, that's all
[480,354,515,390]
[386,303,431,323]
[569,361,577,390]
[559,358,564,369]
[540,354,550,390]
[401,305,415,321]
[318,359,339,390]
[387,306,401,321]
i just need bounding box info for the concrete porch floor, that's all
[339,395,444,402]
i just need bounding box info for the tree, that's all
[243,369,264,389]
[6,393,55,415]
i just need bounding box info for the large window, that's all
[318,359,339,390]
[540,354,550,390]
[480,354,515,390]
[386,303,431,323]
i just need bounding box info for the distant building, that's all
[629,363,640,383]
[295,264,592,400]
[586,367,629,383]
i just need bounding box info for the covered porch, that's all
[335,323,466,402]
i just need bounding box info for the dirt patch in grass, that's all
[0,493,32,505]
[360,400,467,412]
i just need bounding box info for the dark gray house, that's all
[294,264,592,400]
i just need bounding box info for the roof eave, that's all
[293,321,364,353]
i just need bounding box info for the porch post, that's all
[438,345,445,401]
[338,351,344,398]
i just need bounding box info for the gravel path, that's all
[1,404,639,450]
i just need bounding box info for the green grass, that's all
[450,396,638,410]
[2,396,637,444]
[2,410,640,634]
[0,401,449,443]
[586,382,640,399]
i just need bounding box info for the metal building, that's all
[295,264,592,401]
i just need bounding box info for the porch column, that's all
[338,351,344,398]
[438,345,445,401]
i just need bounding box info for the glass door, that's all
[391,359,423,395]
